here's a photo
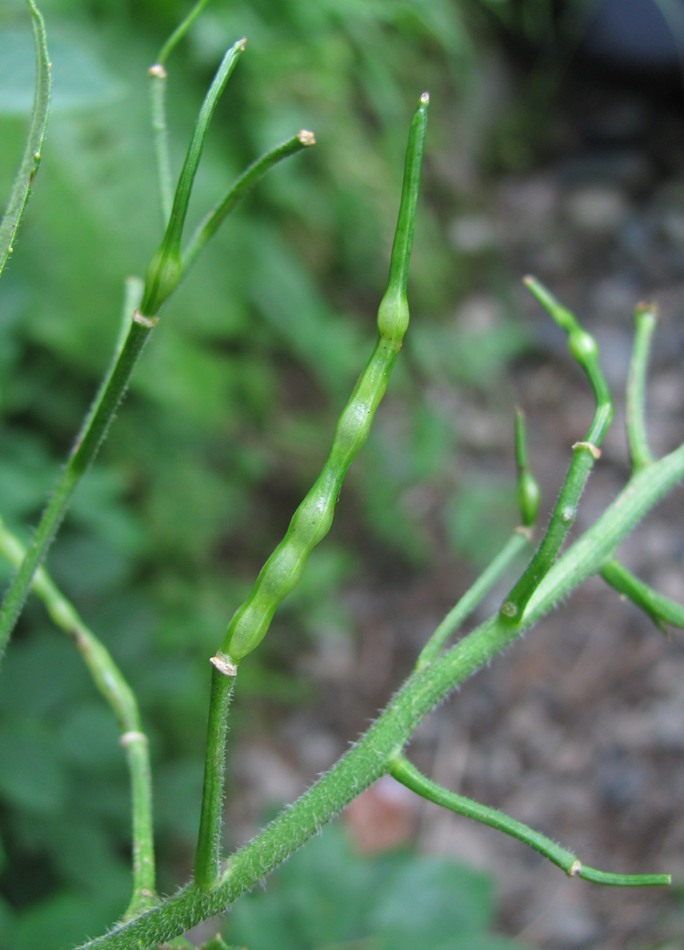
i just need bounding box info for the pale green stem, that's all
[0,519,157,916]
[626,303,657,472]
[0,0,51,278]
[390,755,669,887]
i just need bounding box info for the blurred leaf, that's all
[12,889,126,950]
[0,718,67,814]
[445,478,516,568]
[0,26,124,116]
[59,703,121,772]
[227,823,535,949]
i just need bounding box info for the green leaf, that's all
[0,719,67,814]
[0,27,123,117]
[227,824,536,949]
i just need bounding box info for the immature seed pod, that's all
[222,94,429,667]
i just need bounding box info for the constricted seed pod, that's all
[222,93,429,667]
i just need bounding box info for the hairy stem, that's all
[0,0,51,278]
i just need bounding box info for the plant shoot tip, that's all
[635,300,658,318]
[298,129,316,146]
[420,91,430,104]
[239,37,247,50]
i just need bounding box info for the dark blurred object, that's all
[578,0,684,82]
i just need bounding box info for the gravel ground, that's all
[226,69,684,950]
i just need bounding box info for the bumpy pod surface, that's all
[223,94,429,666]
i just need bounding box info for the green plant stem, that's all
[158,0,214,65]
[626,303,657,472]
[193,670,235,891]
[0,0,51,278]
[192,92,429,893]
[500,277,614,624]
[524,441,684,624]
[389,755,669,887]
[0,311,156,664]
[416,530,531,669]
[80,441,684,946]
[182,131,316,275]
[600,559,684,631]
[149,0,214,221]
[0,519,157,916]
[141,37,246,315]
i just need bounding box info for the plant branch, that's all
[0,519,157,916]
[500,276,614,624]
[390,755,669,887]
[524,441,684,624]
[78,453,684,948]
[141,37,246,315]
[0,0,51,279]
[192,92,430,892]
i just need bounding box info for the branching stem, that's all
[390,755,669,887]
[192,93,429,892]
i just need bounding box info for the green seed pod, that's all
[517,469,541,528]
[221,94,429,668]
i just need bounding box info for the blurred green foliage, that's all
[0,0,546,944]
[226,822,534,949]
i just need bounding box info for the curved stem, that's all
[0,0,51,278]
[390,755,669,887]
[0,519,157,915]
